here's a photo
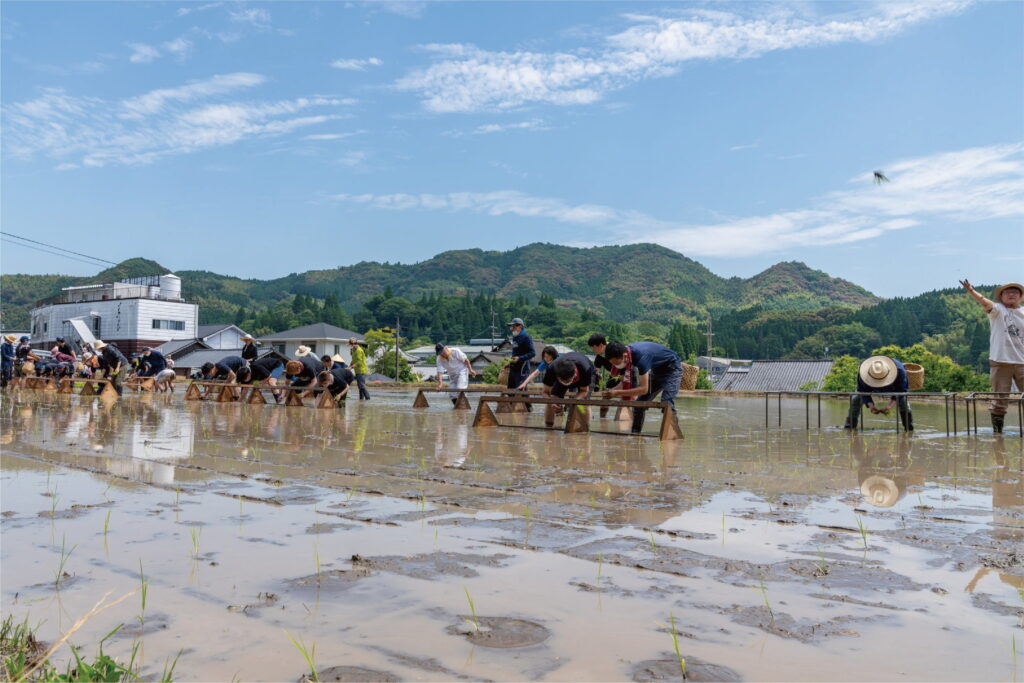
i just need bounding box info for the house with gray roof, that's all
[197,324,250,350]
[258,323,364,364]
[712,359,834,392]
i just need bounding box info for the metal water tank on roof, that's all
[159,274,182,300]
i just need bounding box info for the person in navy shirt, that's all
[845,356,913,431]
[202,355,248,383]
[138,347,166,377]
[237,356,284,402]
[602,341,682,433]
[543,352,596,426]
[1,334,15,388]
[505,317,536,393]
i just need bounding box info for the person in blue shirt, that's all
[516,346,559,389]
[505,317,536,392]
[138,347,167,377]
[602,340,683,434]
[1,334,15,388]
[202,355,249,383]
[845,356,913,431]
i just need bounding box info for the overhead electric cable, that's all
[0,230,118,266]
[0,238,112,268]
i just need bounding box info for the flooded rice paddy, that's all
[1,391,1021,681]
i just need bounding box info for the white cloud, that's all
[177,2,222,17]
[329,144,1024,258]
[230,7,271,28]
[338,151,367,167]
[302,130,365,141]
[444,118,549,137]
[3,73,351,168]
[395,1,970,112]
[372,2,427,19]
[163,37,193,60]
[330,57,383,71]
[128,43,160,63]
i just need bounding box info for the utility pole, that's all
[705,315,715,358]
[490,309,496,351]
[395,316,400,381]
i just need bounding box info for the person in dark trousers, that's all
[844,355,913,432]
[588,333,623,417]
[505,318,536,406]
[53,337,77,362]
[93,340,130,395]
[348,338,370,400]
[1,335,15,388]
[241,335,259,364]
[202,355,249,383]
[543,352,596,426]
[137,347,167,377]
[238,356,284,402]
[15,337,38,377]
[602,341,682,434]
[285,354,324,390]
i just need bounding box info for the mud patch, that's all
[227,592,280,616]
[112,613,171,639]
[631,656,742,682]
[969,592,1024,619]
[446,615,550,648]
[350,552,511,580]
[300,666,399,682]
[283,566,372,595]
[727,604,880,643]
[305,522,357,534]
[431,516,595,550]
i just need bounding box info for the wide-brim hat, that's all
[860,475,902,508]
[3,334,15,343]
[93,340,107,351]
[331,354,346,363]
[241,335,256,342]
[295,345,312,357]
[859,355,898,388]
[348,337,361,345]
[994,282,1024,300]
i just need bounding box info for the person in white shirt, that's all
[961,279,1024,433]
[435,343,477,405]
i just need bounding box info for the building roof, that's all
[258,322,363,341]
[712,359,835,392]
[197,323,248,339]
[154,338,210,358]
[469,352,509,365]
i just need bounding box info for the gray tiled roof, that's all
[258,323,363,341]
[197,324,233,338]
[154,339,209,357]
[712,360,834,392]
[172,348,279,369]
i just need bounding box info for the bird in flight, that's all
[873,171,890,184]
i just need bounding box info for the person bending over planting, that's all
[844,355,913,432]
[601,341,682,434]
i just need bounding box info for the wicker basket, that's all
[681,363,700,391]
[497,364,510,387]
[904,362,924,390]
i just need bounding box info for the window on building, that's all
[93,317,101,334]
[152,319,185,331]
[303,342,317,353]
[43,323,48,334]
[334,344,341,354]
[275,344,286,355]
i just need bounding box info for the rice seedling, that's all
[814,547,830,576]
[286,631,319,683]
[596,552,603,583]
[189,527,202,558]
[138,560,149,627]
[649,532,658,554]
[313,541,321,582]
[463,586,480,632]
[49,493,59,520]
[103,509,112,536]
[174,487,181,507]
[54,535,76,587]
[667,614,686,679]
[855,515,869,549]
[757,578,774,621]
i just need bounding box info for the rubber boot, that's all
[900,408,914,432]
[630,408,646,434]
[992,414,1005,434]
[844,410,859,430]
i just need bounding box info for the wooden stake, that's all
[564,404,590,434]
[58,378,74,394]
[315,391,335,410]
[412,389,429,408]
[659,410,684,441]
[285,390,304,407]
[472,400,499,427]
[247,387,267,404]
[184,383,202,400]
[454,391,471,410]
[99,382,118,400]
[80,381,96,396]
[216,385,234,402]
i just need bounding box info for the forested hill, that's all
[1,243,876,329]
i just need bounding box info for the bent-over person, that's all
[844,355,913,432]
[543,352,596,427]
[435,343,477,404]
[601,341,682,434]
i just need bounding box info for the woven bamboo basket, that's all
[681,363,700,391]
[904,362,924,390]
[497,364,510,387]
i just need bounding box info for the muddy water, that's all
[1,391,1021,681]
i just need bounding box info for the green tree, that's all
[365,327,418,382]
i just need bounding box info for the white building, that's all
[30,274,198,356]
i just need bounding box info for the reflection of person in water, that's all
[852,436,921,508]
[965,439,1024,593]
[434,423,469,468]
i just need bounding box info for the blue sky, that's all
[2,0,1021,298]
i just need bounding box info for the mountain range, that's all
[0,243,879,330]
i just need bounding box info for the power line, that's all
[0,238,111,269]
[0,230,117,266]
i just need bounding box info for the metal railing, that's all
[962,392,1024,437]
[762,391,961,436]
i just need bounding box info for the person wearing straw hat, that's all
[435,343,477,405]
[1,334,15,388]
[960,280,1024,434]
[241,335,259,364]
[348,337,370,400]
[844,355,912,431]
[93,340,130,396]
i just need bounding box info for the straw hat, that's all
[859,356,897,388]
[241,335,256,343]
[331,354,346,364]
[348,337,361,345]
[3,334,15,343]
[285,360,304,375]
[994,282,1024,300]
[93,340,107,351]
[295,345,313,357]
[860,475,902,508]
